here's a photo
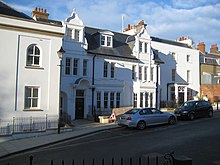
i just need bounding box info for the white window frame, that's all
[24,86,40,109]
[26,44,41,67]
[100,35,113,47]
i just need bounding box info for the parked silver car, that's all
[118,108,177,130]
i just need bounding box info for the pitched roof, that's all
[85,26,138,60]
[0,1,32,19]
[151,36,192,49]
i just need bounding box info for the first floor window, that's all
[73,58,78,75]
[25,86,39,109]
[104,61,108,77]
[83,59,88,76]
[65,58,71,75]
[27,44,40,66]
[139,66,143,80]
[133,93,137,107]
[132,65,136,80]
[187,70,191,83]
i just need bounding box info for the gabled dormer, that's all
[99,31,114,48]
[63,9,84,42]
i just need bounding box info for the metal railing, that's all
[8,153,179,165]
[0,115,58,136]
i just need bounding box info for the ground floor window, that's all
[104,92,108,108]
[25,86,39,109]
[133,93,137,107]
[140,92,144,107]
[110,92,115,108]
[116,92,120,108]
[96,92,101,109]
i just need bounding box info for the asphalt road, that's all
[1,114,220,165]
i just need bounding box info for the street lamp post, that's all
[57,46,65,134]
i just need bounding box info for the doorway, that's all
[75,90,84,119]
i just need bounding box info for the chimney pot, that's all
[210,44,219,54]
[197,42,206,53]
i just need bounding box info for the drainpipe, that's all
[92,54,97,121]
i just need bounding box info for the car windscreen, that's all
[125,109,139,114]
[181,101,195,109]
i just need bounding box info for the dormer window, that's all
[66,28,80,41]
[101,34,113,47]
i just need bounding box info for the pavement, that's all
[0,120,119,159]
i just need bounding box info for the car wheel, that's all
[168,116,176,125]
[137,121,146,130]
[189,113,195,120]
[208,111,213,118]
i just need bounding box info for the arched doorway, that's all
[74,78,91,119]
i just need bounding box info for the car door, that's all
[139,109,154,125]
[149,108,166,124]
[195,101,203,117]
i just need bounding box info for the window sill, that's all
[23,109,43,111]
[25,66,44,70]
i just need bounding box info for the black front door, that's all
[75,90,84,119]
[75,98,84,119]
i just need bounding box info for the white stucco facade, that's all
[151,39,200,106]
[0,15,63,119]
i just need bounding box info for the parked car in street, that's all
[174,100,213,120]
[118,108,177,130]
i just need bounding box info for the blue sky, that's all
[4,0,220,52]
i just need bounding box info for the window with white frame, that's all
[83,59,88,76]
[74,29,80,41]
[187,70,191,83]
[104,92,108,108]
[187,55,191,62]
[133,93,137,107]
[150,67,154,81]
[139,41,143,52]
[139,66,143,80]
[111,63,115,78]
[67,28,80,41]
[144,66,147,81]
[96,92,101,109]
[101,35,112,47]
[144,43,148,53]
[116,92,120,108]
[145,92,149,107]
[140,92,144,107]
[66,28,72,40]
[104,61,108,77]
[65,58,71,75]
[25,86,39,109]
[110,92,114,108]
[73,58,78,75]
[27,44,40,66]
[132,65,136,80]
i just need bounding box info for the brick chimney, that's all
[197,42,206,53]
[210,44,219,54]
[32,7,49,19]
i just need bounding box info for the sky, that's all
[4,0,220,52]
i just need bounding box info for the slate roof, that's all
[0,1,62,26]
[151,36,192,49]
[85,26,138,60]
[0,1,32,19]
